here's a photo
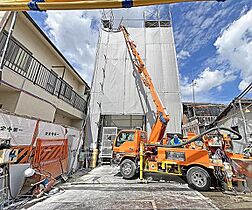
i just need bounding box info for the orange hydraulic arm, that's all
[120,25,169,144]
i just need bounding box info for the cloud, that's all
[180,67,236,101]
[45,10,101,84]
[217,85,222,92]
[214,8,252,91]
[44,7,151,85]
[33,2,251,104]
[168,0,251,58]
[177,50,190,60]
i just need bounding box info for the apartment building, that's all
[0,12,90,129]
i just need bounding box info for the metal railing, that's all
[0,31,87,112]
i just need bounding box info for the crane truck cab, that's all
[112,129,147,179]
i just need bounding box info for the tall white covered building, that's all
[86,12,182,159]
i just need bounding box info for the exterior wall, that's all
[5,13,84,94]
[216,105,252,153]
[2,65,84,124]
[54,111,72,126]
[0,88,20,112]
[0,12,8,30]
[0,12,89,129]
[15,91,56,121]
[0,12,5,20]
[71,119,83,128]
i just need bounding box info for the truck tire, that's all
[120,159,136,179]
[186,166,211,191]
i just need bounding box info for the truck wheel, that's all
[186,166,211,191]
[120,159,136,179]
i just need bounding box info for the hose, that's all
[146,127,242,148]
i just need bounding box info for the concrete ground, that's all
[201,191,252,210]
[20,165,221,210]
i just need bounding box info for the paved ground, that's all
[202,191,252,210]
[21,165,219,210]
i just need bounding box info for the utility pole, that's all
[192,80,197,104]
[191,80,197,117]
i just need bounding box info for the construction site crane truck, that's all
[2,0,251,193]
[112,25,252,192]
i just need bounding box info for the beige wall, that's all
[54,109,83,128]
[71,119,83,129]
[0,88,20,112]
[0,12,88,128]
[15,92,56,121]
[0,12,5,20]
[54,110,72,126]
[0,12,8,30]
[3,68,84,122]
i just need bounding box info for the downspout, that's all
[0,12,18,80]
[68,92,91,174]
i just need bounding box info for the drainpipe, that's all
[238,99,248,143]
[0,12,18,81]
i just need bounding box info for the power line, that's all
[237,82,252,100]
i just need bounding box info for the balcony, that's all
[0,31,87,113]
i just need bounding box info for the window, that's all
[145,20,159,27]
[115,131,135,147]
[160,21,171,27]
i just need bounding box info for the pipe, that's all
[139,141,144,181]
[0,11,17,80]
[146,127,242,148]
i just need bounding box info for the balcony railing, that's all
[0,31,87,112]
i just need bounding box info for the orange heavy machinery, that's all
[112,25,252,192]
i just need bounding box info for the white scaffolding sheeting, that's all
[87,26,182,148]
[0,112,83,197]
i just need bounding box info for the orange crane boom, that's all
[120,25,169,144]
